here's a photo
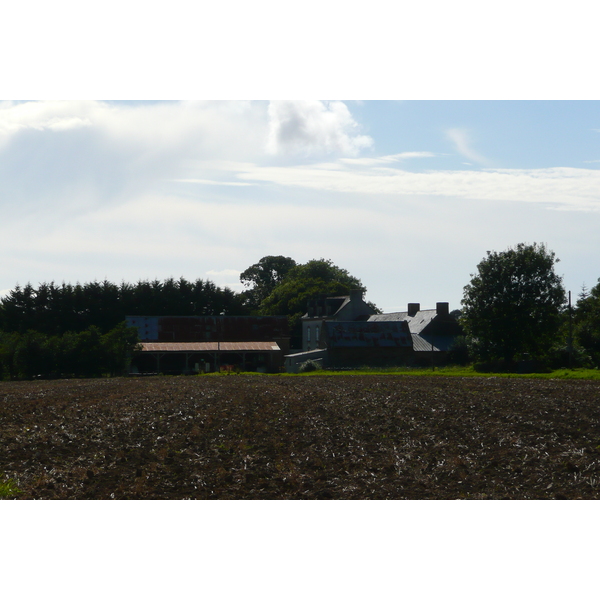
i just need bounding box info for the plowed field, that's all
[2,375,600,499]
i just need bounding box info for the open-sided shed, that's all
[127,316,290,373]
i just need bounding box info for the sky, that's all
[1,99,600,312]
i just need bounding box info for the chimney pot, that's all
[407,303,420,317]
[436,302,449,316]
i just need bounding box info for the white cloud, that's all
[0,101,270,212]
[172,179,254,186]
[3,183,596,313]
[266,100,373,157]
[339,152,437,167]
[0,101,94,141]
[234,162,600,211]
[446,128,491,166]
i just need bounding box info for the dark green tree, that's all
[258,258,368,346]
[260,259,364,316]
[239,255,297,311]
[0,331,21,380]
[0,276,250,336]
[101,323,141,376]
[13,331,51,379]
[573,278,600,366]
[461,243,566,366]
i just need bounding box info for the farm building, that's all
[368,302,463,366]
[320,320,413,368]
[126,316,290,374]
[285,293,462,372]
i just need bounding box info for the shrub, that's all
[298,359,322,373]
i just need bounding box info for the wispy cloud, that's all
[0,101,94,141]
[266,101,373,157]
[172,179,254,186]
[446,128,491,166]
[234,162,600,211]
[339,152,437,167]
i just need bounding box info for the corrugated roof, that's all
[141,342,280,352]
[411,334,457,352]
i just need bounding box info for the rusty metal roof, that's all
[141,342,281,352]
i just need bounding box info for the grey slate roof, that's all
[368,310,438,334]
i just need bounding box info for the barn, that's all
[126,315,290,374]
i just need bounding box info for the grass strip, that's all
[197,367,600,380]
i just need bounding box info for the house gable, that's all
[301,290,377,352]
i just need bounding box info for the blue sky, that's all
[1,99,600,313]
[354,101,600,169]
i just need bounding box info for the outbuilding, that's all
[127,315,290,374]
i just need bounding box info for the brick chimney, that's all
[436,302,449,316]
[407,303,420,317]
[349,289,363,303]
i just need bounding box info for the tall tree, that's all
[461,243,566,365]
[239,255,297,311]
[260,259,364,316]
[257,258,368,346]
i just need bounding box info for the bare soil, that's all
[2,375,600,499]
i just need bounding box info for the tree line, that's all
[0,259,372,372]
[0,278,248,336]
[0,277,248,380]
[1,249,599,378]
[0,323,140,380]
[0,261,363,378]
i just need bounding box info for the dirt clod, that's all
[2,375,600,499]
